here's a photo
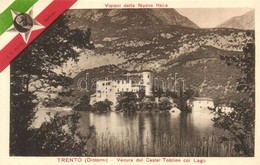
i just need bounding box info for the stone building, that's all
[186,97,214,111]
[90,71,153,107]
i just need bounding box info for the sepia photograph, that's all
[13,13,33,33]
[9,8,255,157]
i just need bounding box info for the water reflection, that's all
[78,110,216,153]
[32,108,223,155]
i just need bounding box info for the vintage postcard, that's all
[0,0,259,164]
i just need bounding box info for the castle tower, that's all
[142,71,153,96]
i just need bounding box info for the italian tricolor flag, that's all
[0,0,77,72]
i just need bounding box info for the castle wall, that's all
[91,71,154,109]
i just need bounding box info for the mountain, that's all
[143,9,199,28]
[67,9,199,30]
[55,9,254,104]
[217,10,254,30]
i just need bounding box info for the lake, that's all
[33,108,231,156]
[77,109,227,156]
[79,110,215,140]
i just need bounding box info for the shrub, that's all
[116,92,138,112]
[158,98,173,111]
[92,99,113,112]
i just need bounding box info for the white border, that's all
[0,0,259,164]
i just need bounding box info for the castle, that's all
[90,71,153,107]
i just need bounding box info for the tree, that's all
[28,113,94,156]
[73,95,91,111]
[116,92,138,113]
[10,91,37,155]
[184,88,199,99]
[10,12,94,156]
[152,85,164,98]
[158,97,173,111]
[92,99,113,112]
[213,33,255,156]
[137,89,145,101]
[165,89,178,99]
[180,87,199,111]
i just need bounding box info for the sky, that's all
[0,1,253,29]
[175,8,253,28]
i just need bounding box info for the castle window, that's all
[107,82,111,85]
[102,83,105,86]
[148,75,149,78]
[117,80,120,84]
[126,88,129,91]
